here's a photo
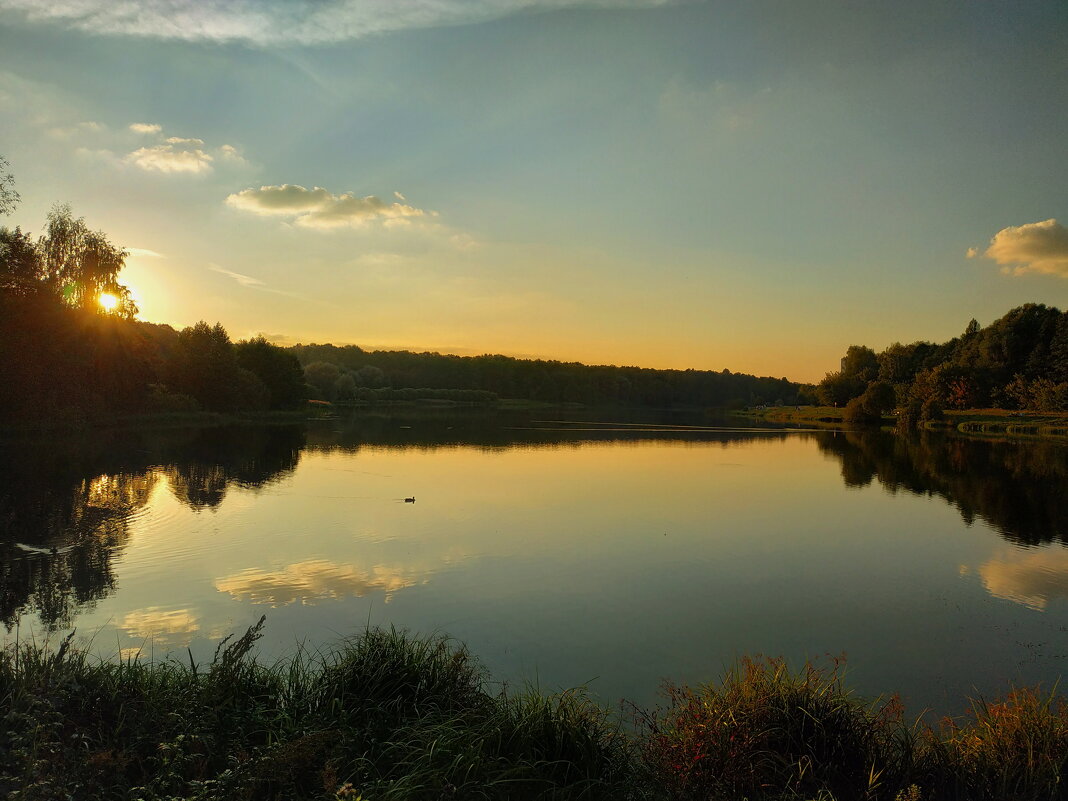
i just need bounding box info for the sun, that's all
[98,292,119,312]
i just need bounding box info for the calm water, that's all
[3,409,1067,716]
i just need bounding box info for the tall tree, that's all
[38,204,137,317]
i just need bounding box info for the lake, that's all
[2,409,1067,717]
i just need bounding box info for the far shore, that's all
[736,405,1068,439]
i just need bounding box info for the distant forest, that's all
[3,163,1065,425]
[289,343,805,409]
[816,303,1068,423]
[0,166,807,422]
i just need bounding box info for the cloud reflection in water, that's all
[215,559,426,606]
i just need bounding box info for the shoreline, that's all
[735,405,1068,439]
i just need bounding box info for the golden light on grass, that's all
[98,291,119,311]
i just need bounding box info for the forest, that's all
[815,304,1068,424]
[3,158,1065,425]
[0,165,807,423]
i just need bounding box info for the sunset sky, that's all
[1,0,1066,382]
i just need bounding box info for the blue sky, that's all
[1,0,1066,381]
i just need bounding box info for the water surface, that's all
[3,410,1067,715]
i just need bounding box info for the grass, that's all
[737,406,1068,439]
[0,620,633,800]
[2,624,1067,800]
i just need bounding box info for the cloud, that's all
[129,122,162,134]
[967,547,1068,611]
[977,219,1068,278]
[208,263,264,287]
[0,0,673,45]
[217,143,248,166]
[46,120,104,139]
[119,606,200,644]
[126,137,214,174]
[226,184,427,229]
[127,246,163,258]
[215,559,426,605]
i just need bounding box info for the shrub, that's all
[638,656,911,801]
[917,686,1068,801]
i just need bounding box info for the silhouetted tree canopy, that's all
[819,304,1068,423]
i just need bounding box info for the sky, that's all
[1,0,1066,383]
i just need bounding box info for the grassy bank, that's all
[3,623,1067,800]
[736,406,1068,439]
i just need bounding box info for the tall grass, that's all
[0,620,633,800]
[635,655,912,801]
[3,625,1067,800]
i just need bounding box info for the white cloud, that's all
[127,246,163,258]
[979,219,1068,278]
[965,246,978,258]
[129,122,162,134]
[125,137,214,174]
[218,143,248,166]
[226,184,426,229]
[0,0,673,45]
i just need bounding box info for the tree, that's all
[0,155,18,216]
[840,345,878,383]
[235,337,307,410]
[304,361,340,400]
[38,204,137,317]
[843,380,896,423]
[0,226,42,297]
[167,322,243,411]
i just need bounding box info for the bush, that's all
[638,656,911,800]
[917,686,1068,801]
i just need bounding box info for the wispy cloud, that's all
[46,120,104,139]
[208,263,265,288]
[129,122,162,134]
[127,246,163,258]
[974,219,1068,278]
[226,184,426,229]
[0,0,674,46]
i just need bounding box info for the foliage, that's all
[825,304,1068,426]
[0,154,18,216]
[290,345,808,409]
[637,655,911,801]
[916,686,1068,801]
[0,623,634,800]
[235,337,307,411]
[38,204,137,316]
[843,380,896,424]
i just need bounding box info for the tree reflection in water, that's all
[816,429,1068,546]
[2,414,1067,631]
[0,425,304,629]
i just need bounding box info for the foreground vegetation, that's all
[3,623,1067,800]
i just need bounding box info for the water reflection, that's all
[2,414,1068,634]
[817,430,1068,546]
[215,559,426,606]
[0,425,304,628]
[963,548,1068,611]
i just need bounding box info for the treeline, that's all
[0,205,306,424]
[290,343,808,408]
[816,303,1068,424]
